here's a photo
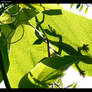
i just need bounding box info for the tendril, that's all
[9,25,24,44]
[4,24,24,45]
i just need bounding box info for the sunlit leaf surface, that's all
[0,4,91,88]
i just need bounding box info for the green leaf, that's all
[7,4,92,88]
[0,24,16,49]
[29,7,92,76]
[5,4,19,15]
[76,4,81,9]
[27,4,64,12]
[73,83,77,88]
[79,4,83,12]
[85,7,88,14]
[66,82,77,88]
[14,8,38,27]
[21,56,76,88]
[67,82,75,88]
[70,4,74,8]
[43,9,62,15]
[0,13,15,24]
[8,24,48,88]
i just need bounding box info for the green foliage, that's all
[70,4,91,14]
[18,55,77,88]
[79,4,83,12]
[0,30,10,87]
[85,7,88,14]
[67,82,77,88]
[0,4,92,88]
[70,4,74,8]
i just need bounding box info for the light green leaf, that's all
[29,7,92,76]
[5,4,19,16]
[8,24,48,88]
[79,4,83,11]
[85,7,88,14]
[67,82,75,88]
[70,4,74,8]
[7,4,92,88]
[19,55,76,88]
[66,82,77,88]
[73,83,77,88]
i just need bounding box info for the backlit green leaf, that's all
[85,7,88,14]
[79,4,83,11]
[29,7,92,76]
[21,55,76,88]
[7,4,92,88]
[8,24,48,88]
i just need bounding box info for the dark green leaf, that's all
[76,4,81,9]
[5,4,19,15]
[26,56,77,88]
[43,9,62,15]
[14,8,38,27]
[0,32,10,84]
[33,37,44,45]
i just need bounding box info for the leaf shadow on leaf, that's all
[18,6,92,87]
[33,6,62,45]
[18,56,76,88]
[12,7,39,28]
[43,27,92,76]
[18,73,40,88]
[43,9,62,16]
[33,12,92,77]
[18,73,50,88]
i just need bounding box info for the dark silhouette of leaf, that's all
[33,37,44,45]
[76,4,81,9]
[43,9,62,15]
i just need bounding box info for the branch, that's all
[0,50,11,88]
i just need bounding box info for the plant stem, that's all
[29,23,56,54]
[46,37,50,58]
[0,50,11,88]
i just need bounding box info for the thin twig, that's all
[46,36,50,58]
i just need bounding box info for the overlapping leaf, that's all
[6,4,92,88]
[29,7,92,76]
[19,55,76,88]
[8,24,48,88]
